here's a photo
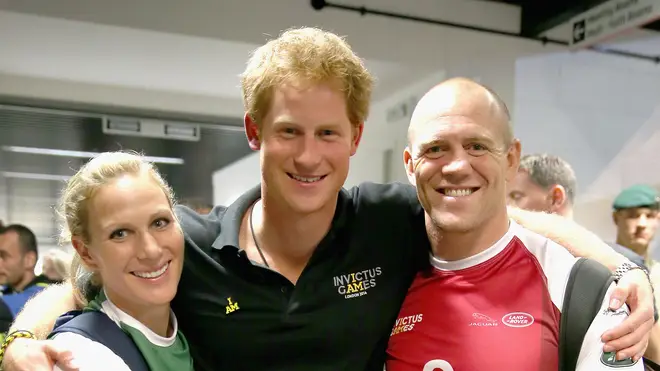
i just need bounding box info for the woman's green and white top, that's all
[51,290,194,371]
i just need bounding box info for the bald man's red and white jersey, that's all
[386,221,642,371]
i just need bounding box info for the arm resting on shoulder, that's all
[9,282,80,340]
[508,206,627,270]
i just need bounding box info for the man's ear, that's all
[403,147,417,187]
[505,139,522,182]
[350,123,364,156]
[72,237,99,271]
[244,113,261,151]
[549,185,568,211]
[22,251,37,271]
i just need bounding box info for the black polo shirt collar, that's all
[211,184,350,252]
[211,184,260,251]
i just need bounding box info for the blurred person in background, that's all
[612,185,660,269]
[0,225,55,296]
[508,154,646,267]
[0,225,59,336]
[507,154,576,218]
[613,185,660,365]
[650,236,660,265]
[41,250,72,283]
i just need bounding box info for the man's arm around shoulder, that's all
[508,206,627,270]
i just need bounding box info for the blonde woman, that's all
[48,151,193,371]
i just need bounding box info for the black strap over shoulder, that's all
[645,358,660,371]
[559,258,615,371]
[50,310,149,371]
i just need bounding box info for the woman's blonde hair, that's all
[57,151,175,304]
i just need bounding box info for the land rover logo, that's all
[501,312,534,328]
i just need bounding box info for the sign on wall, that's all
[570,0,660,49]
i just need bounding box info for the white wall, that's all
[444,52,518,120]
[212,152,260,207]
[514,47,660,241]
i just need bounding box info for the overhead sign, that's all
[569,0,660,49]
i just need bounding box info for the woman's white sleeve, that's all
[51,332,132,371]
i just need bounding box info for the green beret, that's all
[613,184,660,210]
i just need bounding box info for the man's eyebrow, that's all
[417,133,496,147]
[413,138,443,154]
[464,134,497,144]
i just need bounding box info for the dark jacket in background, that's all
[609,243,648,270]
[0,275,60,333]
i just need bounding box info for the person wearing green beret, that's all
[613,184,660,367]
[613,184,660,266]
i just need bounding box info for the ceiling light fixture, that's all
[2,145,185,165]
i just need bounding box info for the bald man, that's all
[386,78,643,370]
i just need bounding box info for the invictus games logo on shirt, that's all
[390,314,423,336]
[332,267,382,299]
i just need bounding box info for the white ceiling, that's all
[0,9,436,102]
[3,0,655,117]
[0,0,558,104]
[0,0,524,63]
